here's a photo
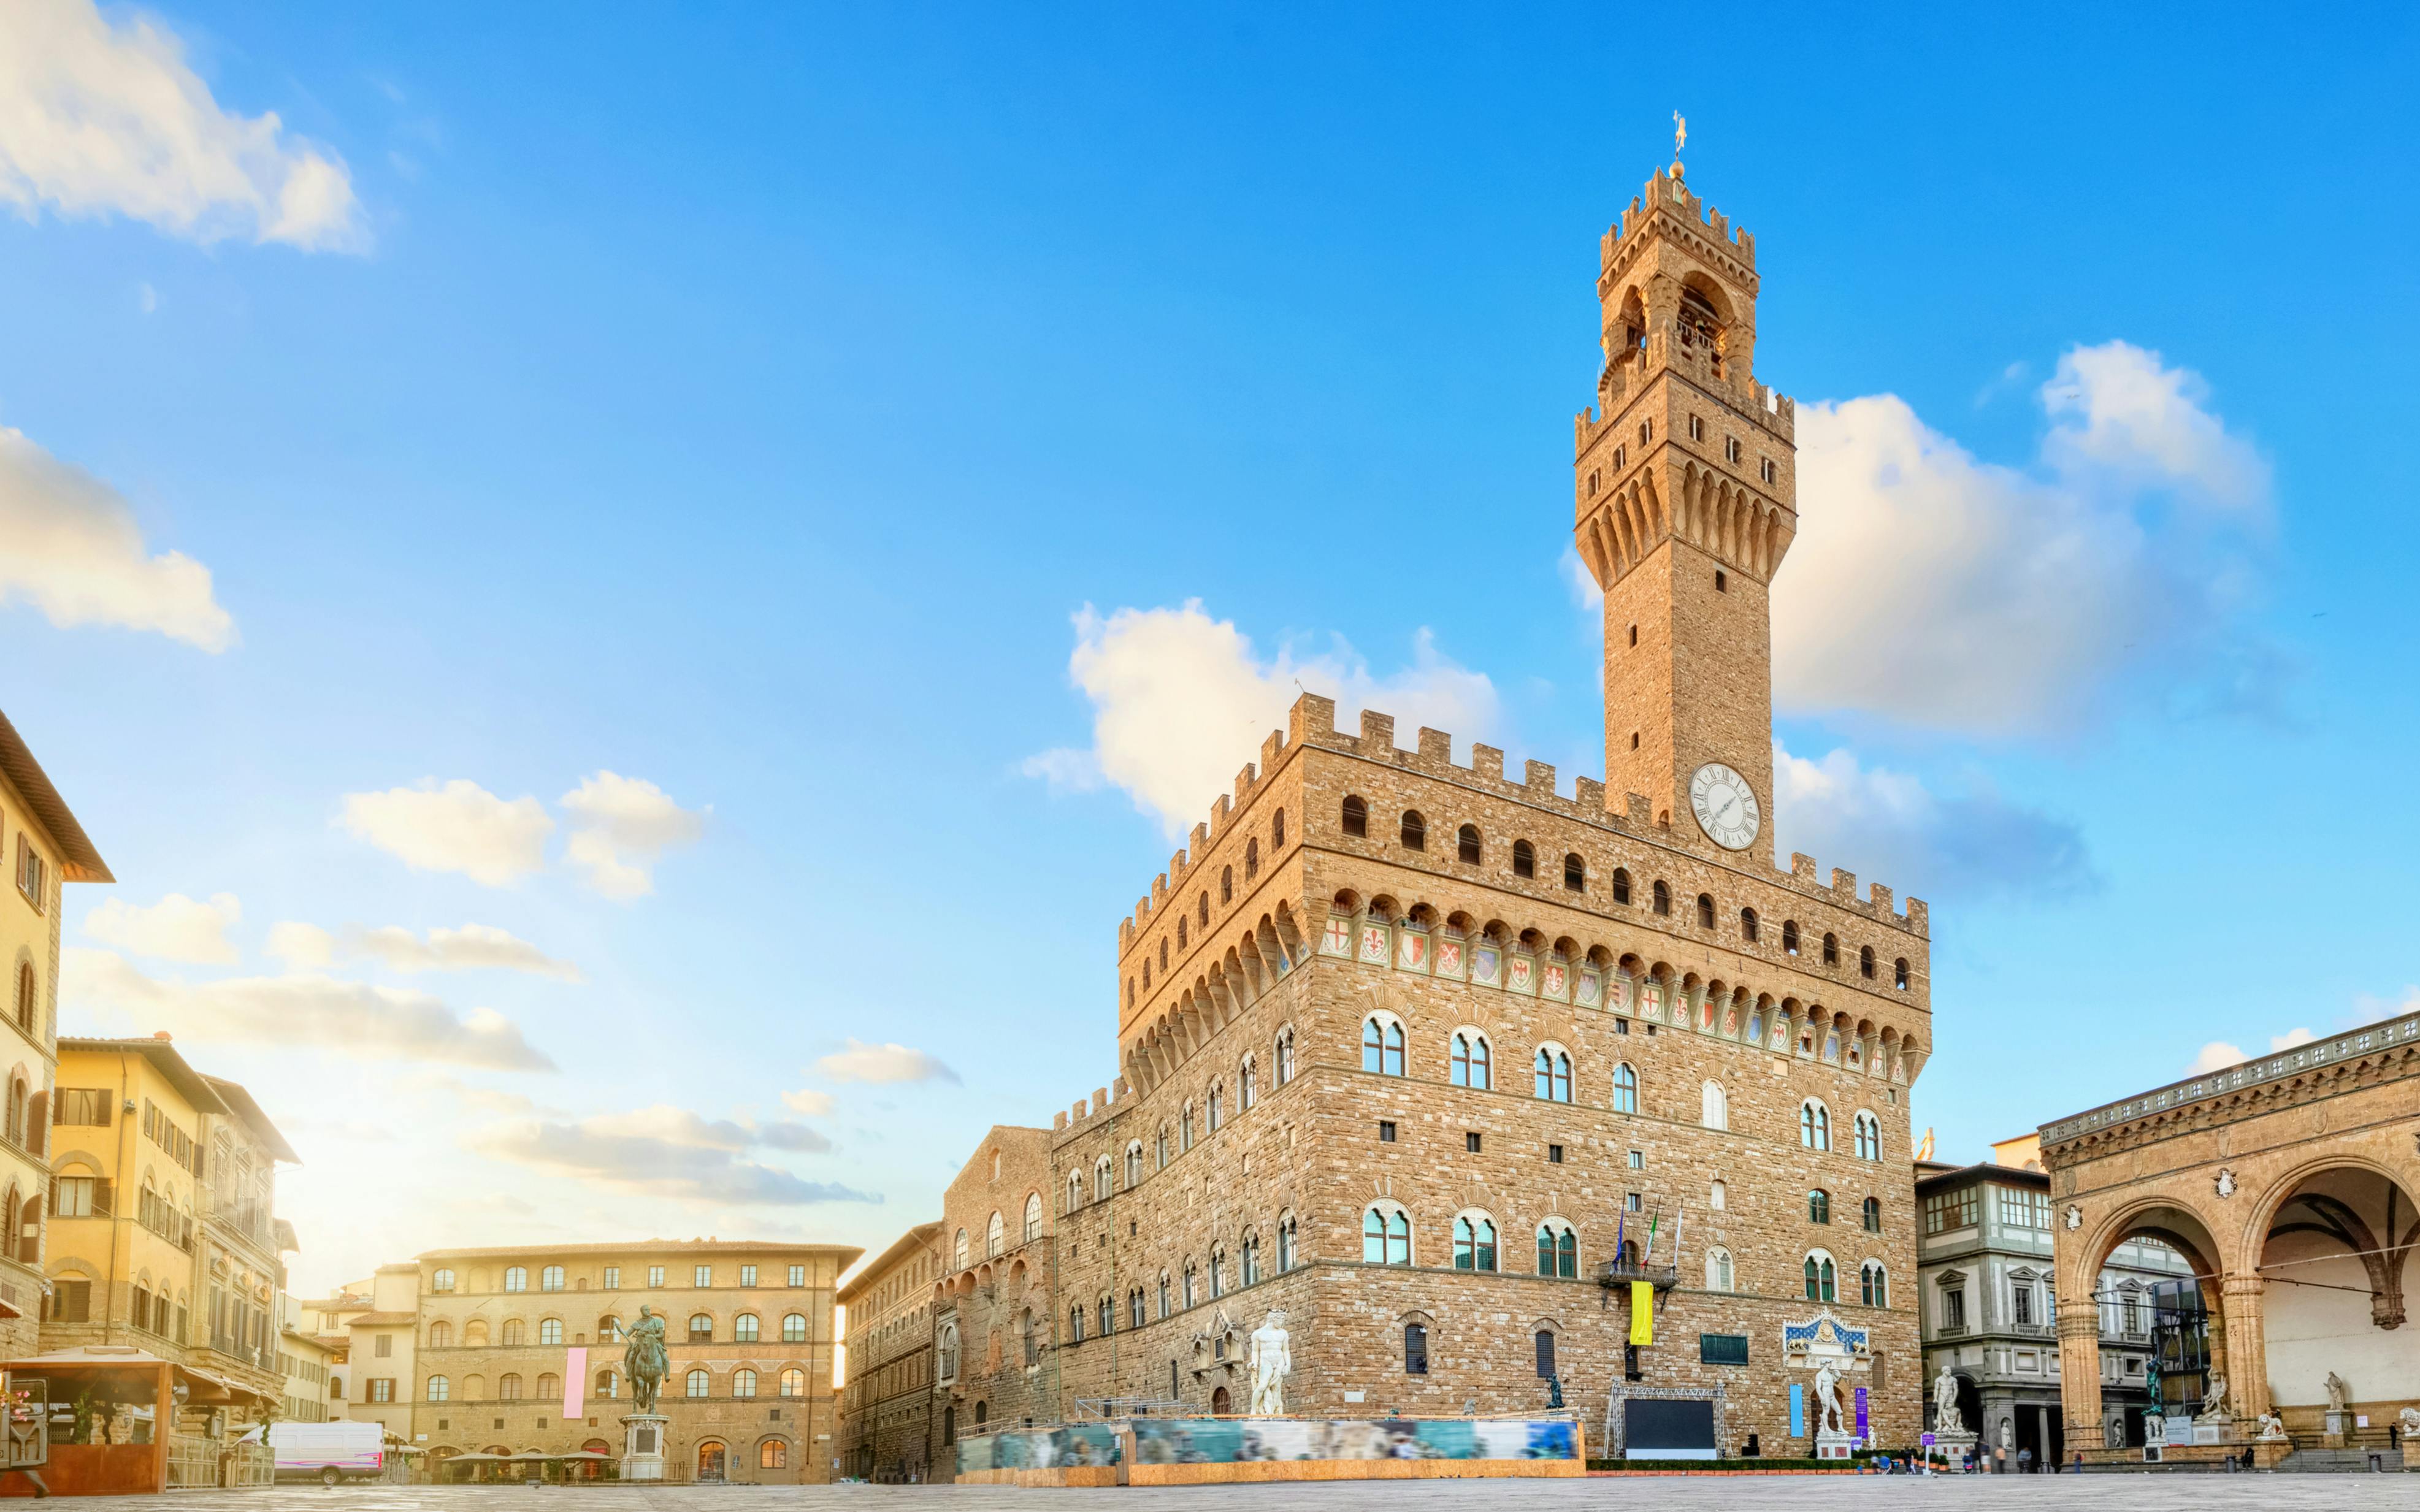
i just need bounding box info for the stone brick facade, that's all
[837,1222,944,1481]
[930,1127,1060,1470]
[922,156,1936,1462]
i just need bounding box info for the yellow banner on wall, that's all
[1628,1281,1654,1346]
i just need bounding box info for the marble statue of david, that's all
[1248,1310,1292,1416]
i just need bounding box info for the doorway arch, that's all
[695,1440,727,1482]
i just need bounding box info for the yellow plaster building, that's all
[0,708,111,1355]
[43,1036,297,1410]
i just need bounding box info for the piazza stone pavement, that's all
[62,1481,2420,1512]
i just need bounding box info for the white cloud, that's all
[559,771,707,899]
[1774,342,2267,735]
[470,1104,873,1207]
[780,1088,836,1117]
[1771,741,2092,903]
[814,1039,958,1086]
[0,427,234,650]
[82,892,239,964]
[0,0,364,251]
[340,779,553,886]
[1026,601,1501,839]
[348,923,580,981]
[65,946,554,1071]
[2041,342,2269,510]
[265,921,332,968]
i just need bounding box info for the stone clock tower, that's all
[1572,155,1797,869]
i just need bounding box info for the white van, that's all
[245,1421,387,1485]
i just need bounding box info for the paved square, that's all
[65,1479,2420,1512]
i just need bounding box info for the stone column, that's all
[2054,1297,2105,1453]
[2219,1273,2269,1424]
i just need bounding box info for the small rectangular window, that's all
[1378,1121,1396,1143]
[1626,1192,1642,1212]
[1547,1144,1564,1164]
[789,1265,806,1287]
[375,1334,392,1358]
[1627,1150,1643,1169]
[1688,414,1704,441]
[1465,1132,1482,1153]
[1761,457,1778,484]
[648,1266,665,1288]
[602,1267,619,1290]
[1725,435,1742,463]
[694,1265,711,1288]
[740,1264,757,1288]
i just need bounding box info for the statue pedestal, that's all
[1929,1430,1977,1471]
[621,1414,668,1482]
[1813,1428,1856,1462]
[2323,1410,2351,1447]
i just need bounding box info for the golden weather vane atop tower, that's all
[1672,110,1687,174]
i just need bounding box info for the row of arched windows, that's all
[1357,1200,1893,1305]
[1066,1219,1302,1343]
[1127,806,1290,1009]
[1361,1012,1888,1161]
[426,1365,811,1403]
[1336,801,1915,991]
[426,1310,813,1350]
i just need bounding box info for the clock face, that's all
[1689,763,1761,851]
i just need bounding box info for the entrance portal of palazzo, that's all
[2041,1012,2420,1464]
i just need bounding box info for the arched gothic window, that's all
[1696,893,1715,928]
[1612,868,1632,905]
[987,1210,1005,1256]
[1024,1192,1043,1242]
[1612,1062,1639,1115]
[1457,825,1481,864]
[1854,1112,1882,1162]
[1804,1253,1837,1302]
[1400,811,1426,850]
[1276,1028,1295,1085]
[1700,1079,1727,1130]
[1534,1048,1572,1102]
[1861,1261,1889,1307]
[1277,1213,1298,1272]
[1536,1220,1577,1278]
[1240,1055,1258,1110]
[1452,1215,1498,1272]
[1740,907,1759,942]
[1859,945,1875,979]
[1341,795,1368,837]
[1564,852,1585,892]
[1512,840,1535,879]
[1361,1015,1405,1076]
[1361,1205,1411,1266]
[1894,957,1910,990]
[1801,1101,1832,1151]
[1706,1247,1734,1292]
[1783,920,1801,955]
[1450,1031,1491,1089]
[1652,880,1671,915]
[1809,1189,1832,1224]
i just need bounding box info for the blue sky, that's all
[2,2,2414,1292]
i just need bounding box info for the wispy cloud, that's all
[0,0,365,250]
[1771,741,2094,903]
[470,1105,874,1207]
[814,1039,958,1086]
[0,427,234,650]
[559,771,707,899]
[305,923,580,981]
[1024,601,1499,839]
[340,779,553,886]
[66,947,555,1071]
[83,892,241,964]
[1775,341,2269,735]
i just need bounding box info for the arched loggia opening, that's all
[2059,1199,2228,1461]
[2250,1162,2419,1438]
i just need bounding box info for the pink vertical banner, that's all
[564,1346,588,1419]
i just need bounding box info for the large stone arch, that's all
[2057,1191,2231,1455]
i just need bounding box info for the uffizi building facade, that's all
[895,154,1940,1472]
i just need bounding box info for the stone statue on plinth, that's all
[2195,1373,2229,1423]
[2255,1412,2287,1441]
[2325,1372,2349,1415]
[1247,1310,1291,1416]
[1932,1363,1962,1437]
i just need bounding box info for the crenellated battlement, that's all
[1051,1079,1132,1139]
[1282,691,1923,935]
[1117,726,1296,953]
[1604,165,1756,269]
